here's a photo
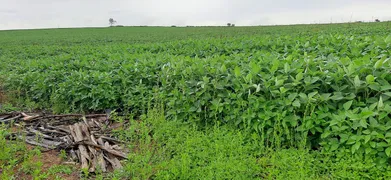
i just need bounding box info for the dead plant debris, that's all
[1,112,128,173]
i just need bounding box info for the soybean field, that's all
[1,22,391,179]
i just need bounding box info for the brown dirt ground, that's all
[13,146,80,180]
[3,110,126,179]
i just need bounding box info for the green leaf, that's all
[371,131,379,136]
[343,100,353,110]
[359,119,368,128]
[249,62,259,74]
[329,120,339,126]
[369,118,379,127]
[330,143,339,151]
[288,93,298,101]
[246,73,253,81]
[320,93,331,101]
[378,96,384,109]
[369,103,378,111]
[365,147,372,154]
[321,131,331,139]
[361,110,375,118]
[308,91,318,99]
[369,84,381,91]
[284,63,290,73]
[296,72,303,81]
[347,135,357,145]
[234,66,241,77]
[366,75,375,84]
[270,60,279,73]
[386,147,391,157]
[383,92,391,97]
[339,134,349,143]
[374,59,384,69]
[345,93,356,100]
[370,142,376,148]
[385,34,391,44]
[354,75,361,88]
[384,105,391,112]
[331,92,344,101]
[381,85,391,91]
[255,84,261,93]
[221,64,227,72]
[377,142,388,147]
[363,130,371,134]
[352,142,361,154]
[379,112,388,120]
[304,41,310,47]
[275,79,284,86]
[292,100,301,108]
[279,87,288,94]
[364,135,371,144]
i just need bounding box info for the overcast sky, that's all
[0,0,390,30]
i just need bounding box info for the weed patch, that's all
[107,108,391,179]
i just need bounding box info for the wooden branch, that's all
[0,115,11,120]
[46,125,71,134]
[21,112,40,121]
[1,115,21,123]
[24,137,61,150]
[69,149,78,161]
[100,136,124,144]
[79,144,90,170]
[97,150,107,172]
[25,129,54,140]
[104,142,123,170]
[37,127,68,136]
[103,155,122,170]
[77,141,128,159]
[46,114,107,118]
[89,134,107,172]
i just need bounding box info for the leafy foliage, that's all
[108,108,391,179]
[1,22,391,168]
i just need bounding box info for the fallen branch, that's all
[46,114,107,118]
[45,125,71,134]
[77,141,128,159]
[37,127,69,136]
[1,115,21,123]
[100,136,125,144]
[21,112,40,121]
[24,137,60,150]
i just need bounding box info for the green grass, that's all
[104,108,391,179]
[0,126,76,180]
[0,125,27,179]
[0,125,47,179]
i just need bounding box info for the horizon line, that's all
[0,21,389,32]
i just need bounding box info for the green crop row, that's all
[1,22,391,167]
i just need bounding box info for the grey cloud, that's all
[0,0,390,30]
[0,9,17,14]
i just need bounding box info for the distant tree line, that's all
[227,23,235,27]
[108,18,239,27]
[107,18,386,28]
